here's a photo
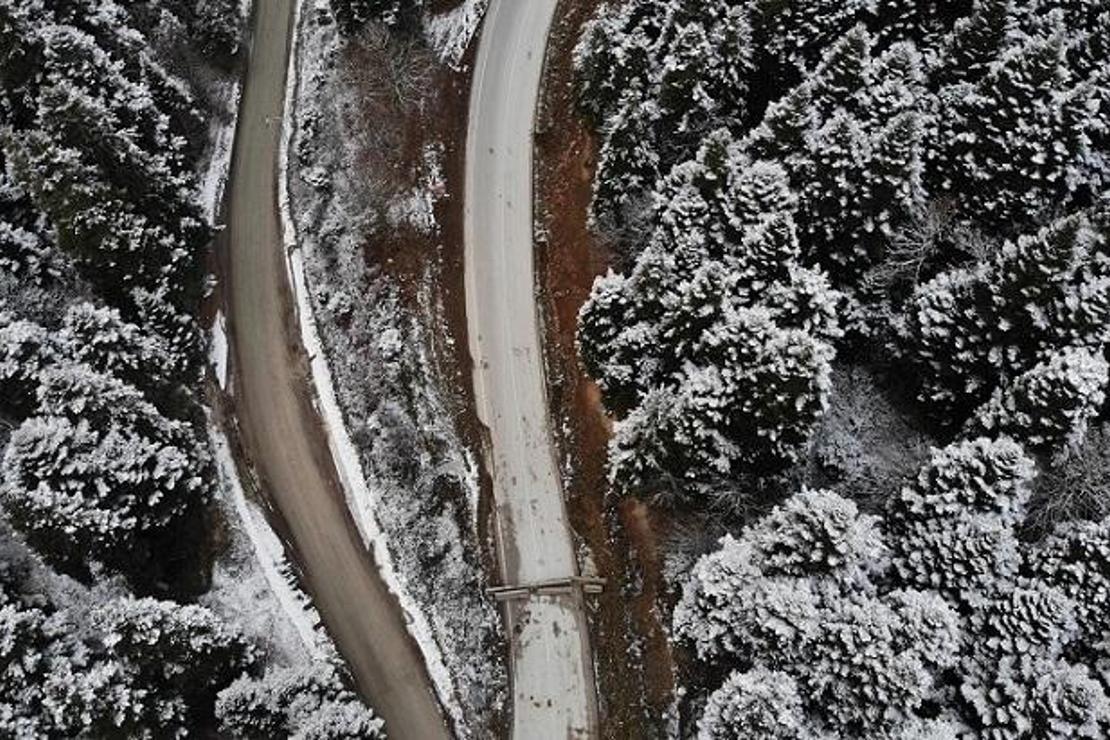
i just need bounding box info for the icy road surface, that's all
[465,1,600,737]
[224,1,448,737]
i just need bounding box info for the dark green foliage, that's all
[897,213,1110,425]
[217,661,384,739]
[191,0,245,62]
[579,135,840,493]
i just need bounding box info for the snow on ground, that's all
[204,426,334,665]
[197,80,242,226]
[278,8,506,735]
[423,0,488,69]
[386,144,446,234]
[210,311,229,389]
[278,8,498,736]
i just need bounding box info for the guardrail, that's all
[487,576,605,602]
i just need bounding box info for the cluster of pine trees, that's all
[577,0,1110,735]
[675,440,1110,736]
[0,1,381,735]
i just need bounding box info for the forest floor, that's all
[533,1,681,735]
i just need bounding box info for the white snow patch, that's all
[210,311,229,389]
[386,144,446,234]
[279,4,466,733]
[197,83,242,225]
[422,0,489,70]
[206,425,334,663]
[386,190,437,234]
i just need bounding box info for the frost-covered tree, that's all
[574,0,666,126]
[58,301,179,403]
[971,346,1109,452]
[677,441,1110,736]
[1027,517,1110,651]
[936,0,1018,83]
[886,437,1035,603]
[696,668,808,740]
[675,488,960,736]
[580,137,840,493]
[191,0,245,62]
[741,26,930,281]
[0,1,211,372]
[575,0,756,225]
[331,0,423,34]
[88,596,255,729]
[933,19,1102,230]
[0,314,57,415]
[898,213,1110,426]
[217,661,384,739]
[1,365,208,577]
[746,487,885,580]
[0,589,251,737]
[747,0,868,73]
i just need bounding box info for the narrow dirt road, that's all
[224,3,448,738]
[465,1,599,736]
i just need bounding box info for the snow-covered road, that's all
[464,2,599,737]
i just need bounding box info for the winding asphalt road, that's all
[224,2,447,738]
[465,1,599,737]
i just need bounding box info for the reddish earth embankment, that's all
[534,1,678,736]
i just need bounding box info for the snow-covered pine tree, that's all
[696,668,808,740]
[886,437,1035,603]
[936,0,1018,84]
[898,212,1110,426]
[747,0,868,73]
[0,587,251,737]
[89,596,255,730]
[674,489,960,736]
[574,0,666,126]
[580,135,840,493]
[217,661,384,739]
[933,19,1101,231]
[0,1,211,373]
[1027,516,1110,655]
[0,314,57,415]
[970,346,1109,452]
[59,301,179,406]
[191,0,245,63]
[1,365,208,577]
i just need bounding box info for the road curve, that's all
[224,3,448,738]
[465,2,599,737]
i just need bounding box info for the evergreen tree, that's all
[898,213,1110,425]
[217,661,384,739]
[580,136,840,493]
[747,0,868,72]
[933,22,1101,231]
[697,668,808,740]
[574,0,666,126]
[1027,517,1110,651]
[0,314,57,415]
[0,590,250,737]
[1,365,208,577]
[937,0,1018,83]
[971,346,1109,452]
[675,489,959,736]
[886,437,1035,604]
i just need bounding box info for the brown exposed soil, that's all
[333,26,508,736]
[534,1,677,736]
